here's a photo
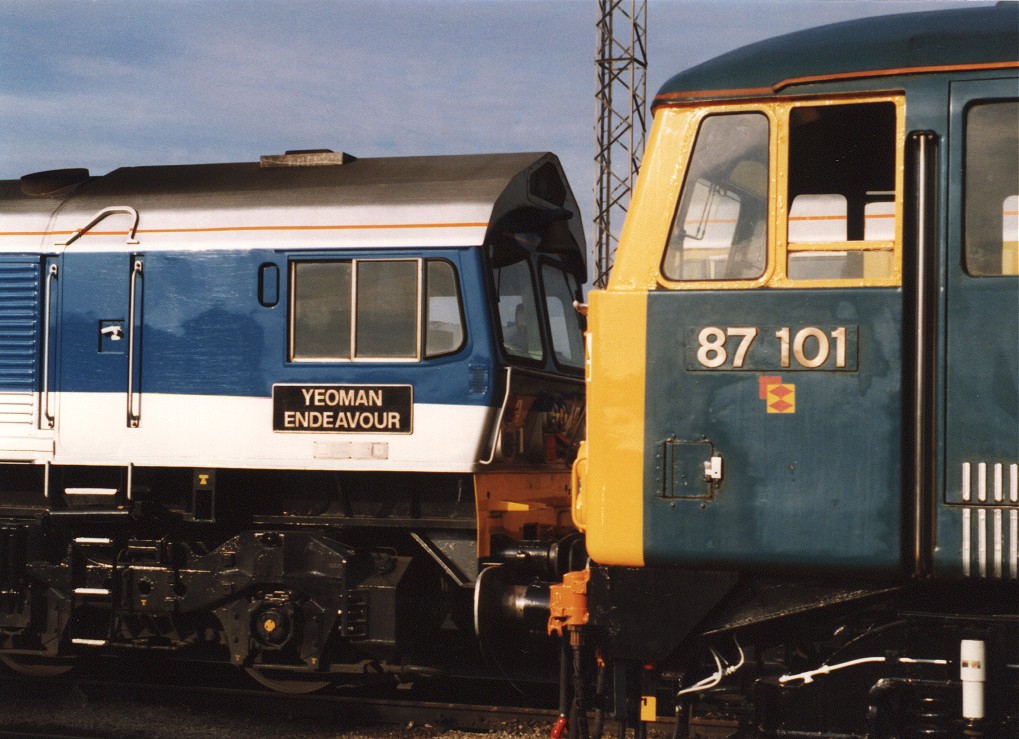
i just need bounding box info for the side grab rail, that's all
[56,205,140,247]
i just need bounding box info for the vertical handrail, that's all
[127,258,143,427]
[911,131,936,576]
[41,262,58,429]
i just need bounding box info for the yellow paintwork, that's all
[608,109,702,291]
[474,469,572,557]
[578,288,647,566]
[614,93,906,292]
[640,696,658,723]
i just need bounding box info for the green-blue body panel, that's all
[655,4,1018,103]
[933,77,1019,578]
[637,5,1018,580]
[643,289,903,572]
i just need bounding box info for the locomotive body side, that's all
[0,151,587,686]
[567,5,1018,734]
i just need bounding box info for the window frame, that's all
[661,110,772,284]
[424,259,469,358]
[288,256,466,363]
[656,93,906,291]
[489,242,547,366]
[539,258,586,373]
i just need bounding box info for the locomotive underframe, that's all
[572,564,1019,737]
[0,464,571,685]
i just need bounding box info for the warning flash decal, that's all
[273,385,412,434]
[759,376,796,414]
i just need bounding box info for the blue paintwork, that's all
[0,257,40,392]
[51,247,499,408]
[643,289,904,572]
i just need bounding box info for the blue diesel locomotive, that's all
[548,4,1018,737]
[0,150,586,689]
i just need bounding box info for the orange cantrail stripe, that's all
[654,60,1019,105]
[0,222,490,238]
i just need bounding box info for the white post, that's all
[960,639,986,721]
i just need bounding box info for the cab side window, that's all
[786,101,897,280]
[290,258,464,361]
[964,100,1019,276]
[541,263,584,370]
[425,260,465,357]
[291,261,352,359]
[663,113,769,281]
[491,246,544,362]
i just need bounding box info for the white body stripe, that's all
[0,203,492,254]
[5,392,495,473]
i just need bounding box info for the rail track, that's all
[0,657,686,738]
[0,656,563,738]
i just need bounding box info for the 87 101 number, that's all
[688,325,857,371]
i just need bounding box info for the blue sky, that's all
[0,0,988,247]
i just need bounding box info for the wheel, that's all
[244,666,331,694]
[0,653,76,677]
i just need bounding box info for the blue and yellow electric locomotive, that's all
[0,150,586,689]
[555,4,1018,735]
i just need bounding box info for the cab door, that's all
[636,98,907,571]
[937,79,1019,580]
[55,212,143,464]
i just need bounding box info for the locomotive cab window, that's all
[786,101,898,281]
[657,96,903,290]
[290,258,464,361]
[663,112,770,281]
[491,242,544,362]
[541,262,585,370]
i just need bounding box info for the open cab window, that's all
[289,258,465,362]
[659,95,904,289]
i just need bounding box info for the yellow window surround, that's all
[612,93,906,292]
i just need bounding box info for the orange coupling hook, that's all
[547,568,591,637]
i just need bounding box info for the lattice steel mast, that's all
[594,0,647,287]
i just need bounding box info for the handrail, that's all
[41,262,58,428]
[56,205,140,247]
[127,258,143,427]
[910,131,937,577]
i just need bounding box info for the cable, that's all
[676,639,746,697]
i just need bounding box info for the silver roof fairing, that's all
[0,152,586,275]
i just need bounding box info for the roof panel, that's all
[655,5,1019,105]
